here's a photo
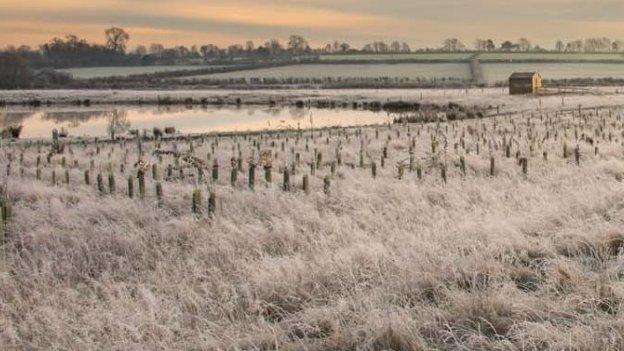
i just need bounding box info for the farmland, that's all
[183,63,471,81]
[321,52,624,63]
[57,65,214,79]
[319,52,474,62]
[478,52,624,62]
[179,61,624,88]
[3,92,624,348]
[482,62,624,84]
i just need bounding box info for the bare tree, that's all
[133,45,147,56]
[264,39,282,55]
[105,27,130,53]
[516,38,532,51]
[474,38,487,51]
[287,35,308,54]
[149,43,164,56]
[566,40,583,52]
[245,41,255,52]
[390,41,401,53]
[441,38,465,52]
[107,110,131,140]
[555,40,565,52]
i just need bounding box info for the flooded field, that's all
[0,106,393,139]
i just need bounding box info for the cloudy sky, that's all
[1,0,623,49]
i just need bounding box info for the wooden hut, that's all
[509,72,542,95]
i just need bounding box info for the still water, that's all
[0,106,393,139]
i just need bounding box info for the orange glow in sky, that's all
[1,0,624,49]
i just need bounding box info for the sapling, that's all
[128,176,134,198]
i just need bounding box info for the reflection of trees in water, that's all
[107,110,131,140]
[42,110,111,128]
[288,107,308,121]
[0,112,35,128]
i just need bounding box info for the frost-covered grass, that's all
[57,65,212,79]
[4,86,624,114]
[479,52,624,62]
[319,53,474,62]
[182,63,471,81]
[2,105,624,349]
[482,63,624,85]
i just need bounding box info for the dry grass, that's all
[2,105,624,350]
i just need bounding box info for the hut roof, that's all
[509,72,539,80]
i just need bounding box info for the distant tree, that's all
[200,44,220,58]
[287,35,308,54]
[474,38,487,51]
[566,40,583,52]
[107,110,131,140]
[190,45,200,58]
[516,38,532,51]
[227,44,244,56]
[555,40,565,52]
[584,37,611,52]
[372,41,389,53]
[149,43,164,56]
[339,42,351,52]
[104,27,130,53]
[0,52,32,89]
[390,41,401,53]
[332,41,340,52]
[613,41,624,52]
[441,38,465,52]
[245,40,255,52]
[401,42,411,53]
[133,45,147,56]
[264,39,283,55]
[501,41,515,51]
[485,39,496,51]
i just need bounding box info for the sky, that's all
[1,0,624,50]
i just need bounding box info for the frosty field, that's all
[58,65,212,79]
[2,97,624,349]
[319,53,474,62]
[184,63,471,81]
[482,62,624,85]
[181,62,624,86]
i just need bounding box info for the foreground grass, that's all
[2,108,624,350]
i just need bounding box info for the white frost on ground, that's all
[2,104,624,349]
[3,87,624,114]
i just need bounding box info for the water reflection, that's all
[1,112,35,128]
[42,110,111,127]
[0,105,391,139]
